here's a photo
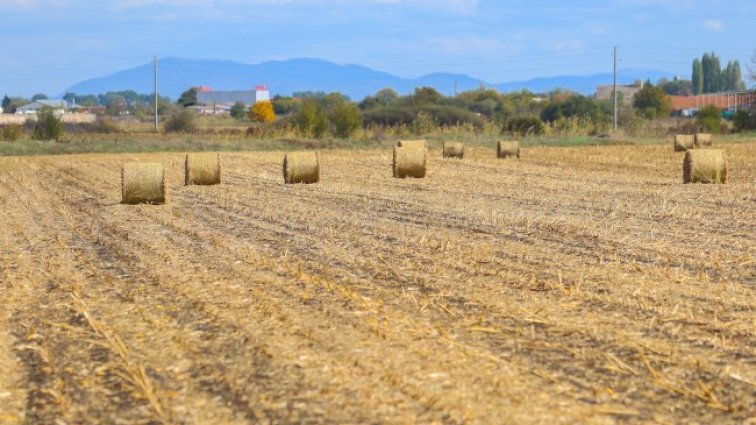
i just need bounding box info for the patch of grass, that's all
[1,132,753,156]
[0,136,392,156]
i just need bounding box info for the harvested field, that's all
[0,143,754,424]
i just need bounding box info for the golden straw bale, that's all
[397,139,429,149]
[121,162,166,205]
[393,146,428,178]
[283,151,320,184]
[695,133,712,147]
[442,141,464,159]
[497,141,520,159]
[185,153,221,185]
[674,135,695,152]
[683,149,727,184]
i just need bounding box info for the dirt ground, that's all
[0,143,754,424]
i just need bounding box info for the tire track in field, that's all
[38,154,756,422]
[43,161,508,423]
[30,164,371,424]
[172,159,755,422]
[112,164,756,420]
[0,167,163,425]
[47,157,592,417]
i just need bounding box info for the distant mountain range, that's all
[62,57,676,101]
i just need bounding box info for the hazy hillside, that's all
[62,57,675,100]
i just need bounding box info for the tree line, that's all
[691,53,746,94]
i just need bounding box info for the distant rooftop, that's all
[196,86,270,105]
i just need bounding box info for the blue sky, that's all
[1,0,754,97]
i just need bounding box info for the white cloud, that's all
[703,19,724,31]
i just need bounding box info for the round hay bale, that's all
[397,139,428,149]
[497,141,520,159]
[674,135,695,152]
[185,153,221,185]
[683,149,727,184]
[393,146,428,178]
[283,151,320,184]
[121,162,166,205]
[442,141,464,159]
[695,133,712,147]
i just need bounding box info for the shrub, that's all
[502,116,544,136]
[362,105,482,129]
[295,100,328,138]
[329,103,362,138]
[362,106,417,127]
[230,102,247,120]
[732,109,755,132]
[64,117,121,134]
[419,105,483,127]
[697,105,722,133]
[272,96,301,115]
[0,124,23,141]
[633,82,672,118]
[33,107,63,141]
[246,124,268,138]
[250,101,276,123]
[412,111,436,135]
[164,108,197,133]
[542,95,604,122]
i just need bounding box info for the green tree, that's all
[230,102,246,120]
[1,95,11,113]
[692,58,703,94]
[720,61,739,91]
[731,61,746,91]
[658,77,693,96]
[33,107,63,141]
[633,81,672,119]
[31,93,48,101]
[329,102,362,138]
[271,95,301,115]
[295,100,328,138]
[164,108,197,133]
[106,96,128,116]
[541,94,603,122]
[2,97,28,114]
[412,87,444,106]
[63,92,77,105]
[701,53,722,93]
[697,105,721,133]
[732,109,754,132]
[360,88,399,110]
[177,87,198,107]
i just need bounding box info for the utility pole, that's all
[153,55,158,132]
[613,46,618,132]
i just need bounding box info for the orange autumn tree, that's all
[249,101,276,123]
